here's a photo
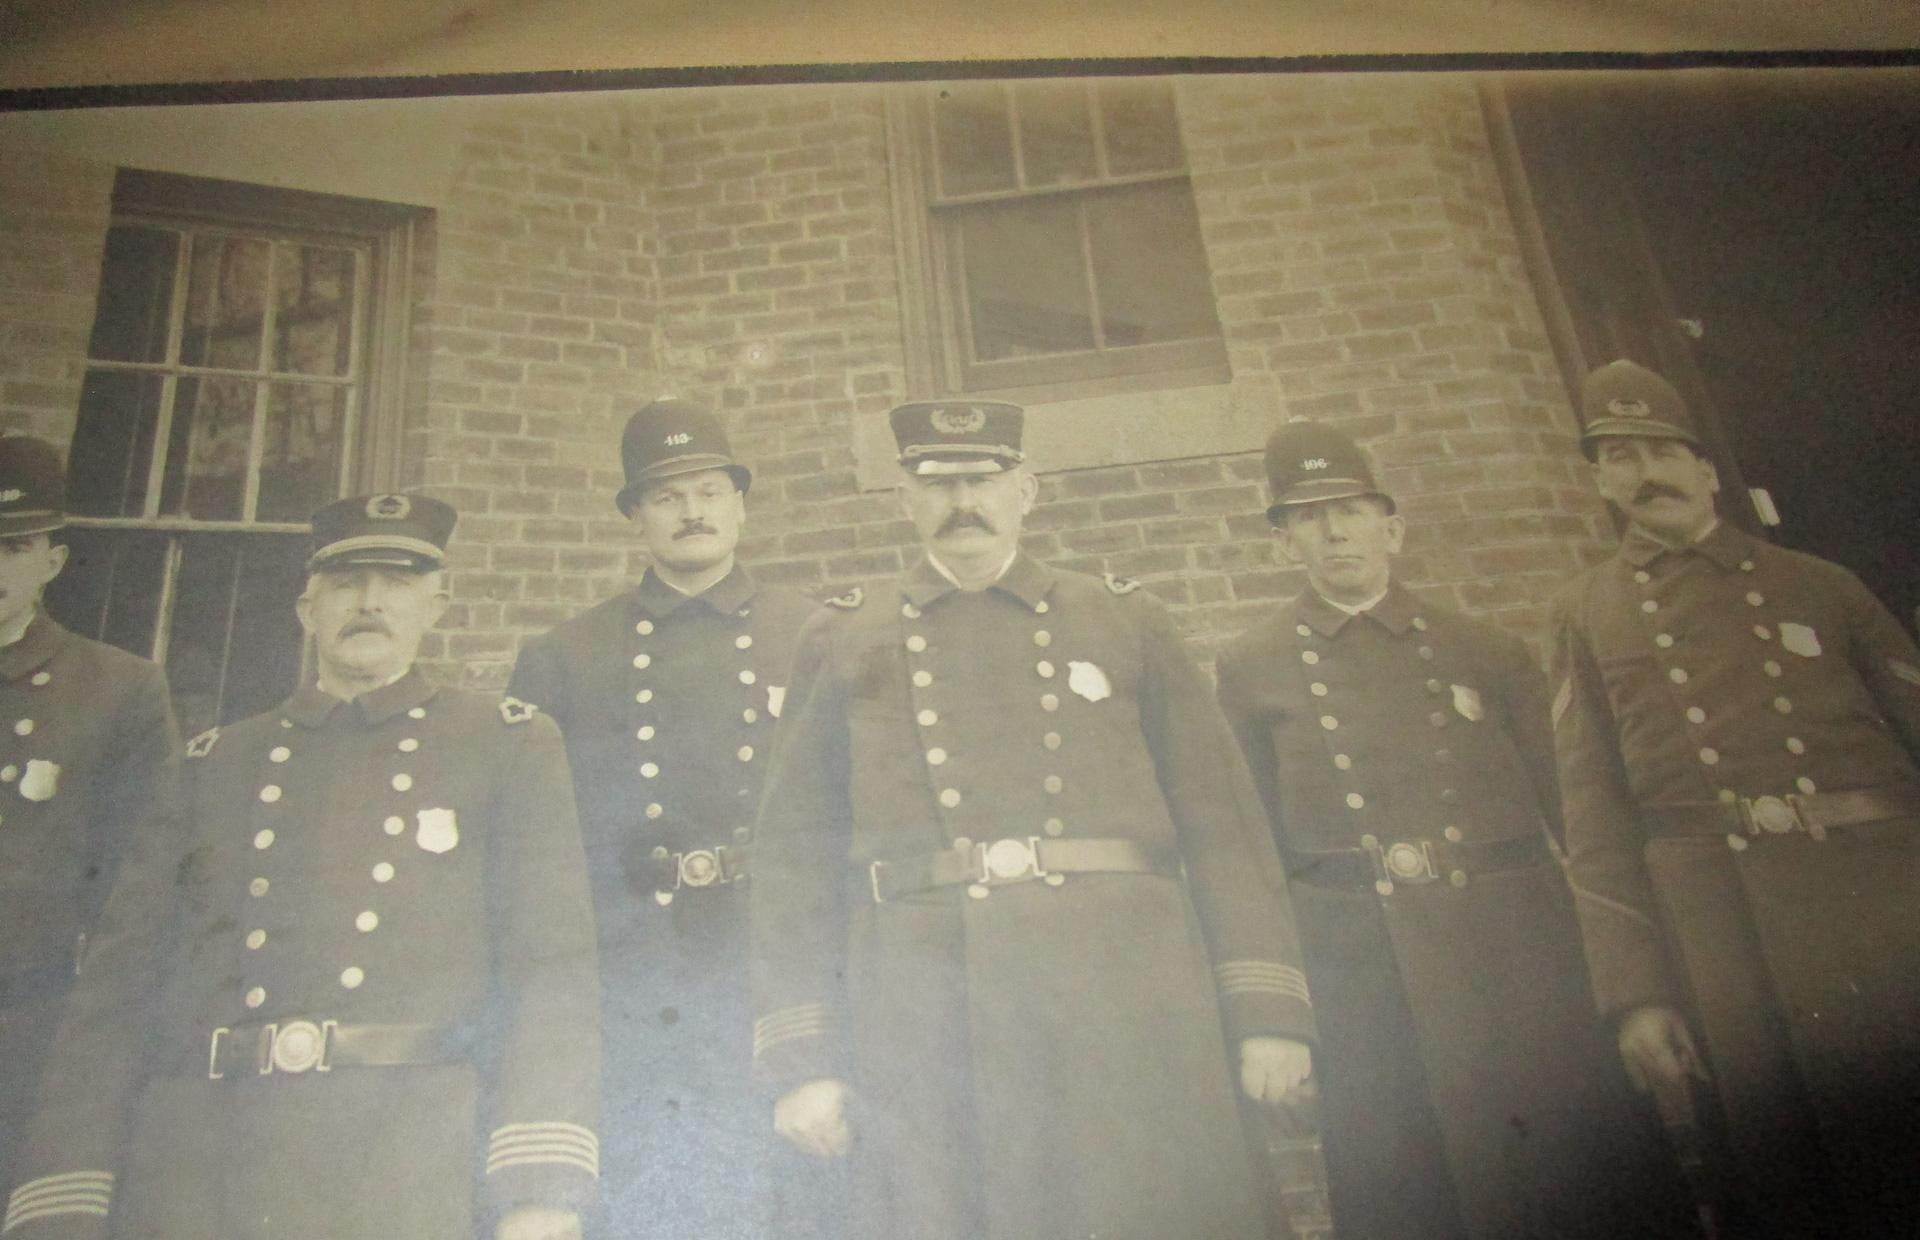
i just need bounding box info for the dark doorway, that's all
[1500,67,1920,634]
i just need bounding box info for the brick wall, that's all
[0,146,113,445]
[404,98,669,687]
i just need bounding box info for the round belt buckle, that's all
[984,839,1035,881]
[272,1020,325,1074]
[680,850,720,888]
[1384,842,1427,880]
[1749,796,1798,835]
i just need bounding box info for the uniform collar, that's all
[1620,519,1752,571]
[0,612,66,681]
[1297,583,1419,637]
[632,563,757,620]
[902,550,1056,612]
[283,667,440,729]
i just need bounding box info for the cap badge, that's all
[1300,458,1329,471]
[931,406,986,435]
[0,489,21,503]
[1606,398,1652,419]
[664,432,692,446]
[1450,684,1485,723]
[366,494,412,520]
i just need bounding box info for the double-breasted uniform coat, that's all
[1550,521,1920,1236]
[508,565,821,1238]
[1218,586,1689,1240]
[4,672,600,1239]
[750,552,1315,1240]
[0,617,177,1196]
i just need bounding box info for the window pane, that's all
[272,242,356,376]
[160,376,256,521]
[68,369,168,517]
[1087,181,1221,347]
[1100,81,1185,176]
[956,197,1097,361]
[1015,81,1098,188]
[167,533,306,735]
[44,527,167,658]
[933,84,1018,199]
[257,382,349,521]
[87,225,178,364]
[180,233,270,370]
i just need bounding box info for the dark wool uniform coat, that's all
[0,617,177,1195]
[750,553,1316,1240]
[4,672,600,1240]
[1550,522,1920,1236]
[508,566,823,1239]
[1218,587,1691,1240]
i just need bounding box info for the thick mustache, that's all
[673,522,718,539]
[938,511,994,536]
[1631,482,1688,505]
[340,618,392,639]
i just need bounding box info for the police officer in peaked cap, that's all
[1217,419,1693,1240]
[0,436,180,1205]
[509,397,829,1238]
[750,399,1316,1240]
[1550,357,1920,1237]
[7,491,601,1240]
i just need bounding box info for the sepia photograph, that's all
[1,5,1918,1237]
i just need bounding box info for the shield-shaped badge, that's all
[19,759,59,802]
[1067,661,1112,703]
[1450,684,1485,723]
[768,684,786,718]
[1779,622,1822,658]
[416,807,460,854]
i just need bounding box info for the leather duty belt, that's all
[1289,833,1552,896]
[867,837,1177,903]
[205,1020,470,1080]
[644,843,748,906]
[1644,784,1920,843]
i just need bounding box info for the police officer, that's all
[508,398,821,1238]
[0,436,179,1200]
[1550,359,1920,1237]
[750,400,1315,1240]
[6,493,599,1240]
[1217,420,1693,1240]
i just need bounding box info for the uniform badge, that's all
[1102,573,1140,595]
[416,807,460,854]
[366,493,412,520]
[825,587,864,610]
[185,727,220,759]
[499,695,539,724]
[767,685,786,718]
[1779,622,1822,658]
[1067,660,1112,703]
[1450,684,1485,723]
[1606,397,1651,419]
[18,759,59,802]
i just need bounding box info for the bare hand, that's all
[775,1077,852,1159]
[495,1205,582,1240]
[1617,1005,1708,1094]
[1240,1036,1314,1108]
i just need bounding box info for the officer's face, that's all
[1276,496,1404,605]
[899,467,1037,567]
[297,566,450,684]
[629,468,745,573]
[1591,436,1720,542]
[0,534,66,634]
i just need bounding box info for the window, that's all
[893,79,1229,400]
[47,170,416,736]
